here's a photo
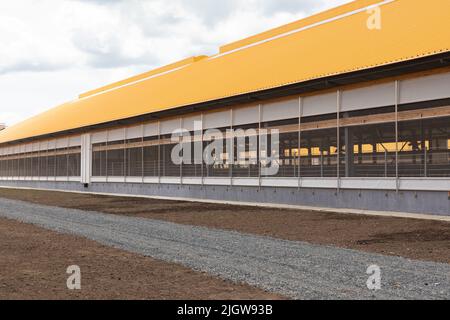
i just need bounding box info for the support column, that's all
[298,97,302,189]
[395,80,399,192]
[337,90,341,190]
[158,121,161,184]
[180,117,183,184]
[258,104,262,189]
[80,133,92,184]
[229,109,233,185]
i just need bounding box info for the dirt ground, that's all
[0,188,449,264]
[0,217,283,300]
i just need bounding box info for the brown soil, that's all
[0,188,449,264]
[0,217,283,300]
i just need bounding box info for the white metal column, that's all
[337,90,341,191]
[80,133,92,184]
[298,96,303,190]
[395,80,400,192]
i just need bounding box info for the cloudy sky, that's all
[0,0,350,127]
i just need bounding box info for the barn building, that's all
[0,0,449,215]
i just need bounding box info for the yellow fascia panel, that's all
[1,0,450,144]
[80,55,208,98]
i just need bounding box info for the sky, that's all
[0,0,350,127]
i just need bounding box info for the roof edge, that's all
[219,0,382,54]
[79,55,208,99]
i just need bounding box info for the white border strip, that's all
[1,176,449,191]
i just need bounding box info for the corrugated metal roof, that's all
[79,56,208,99]
[0,0,449,144]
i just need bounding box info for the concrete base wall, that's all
[1,180,449,216]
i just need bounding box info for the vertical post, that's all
[229,109,233,186]
[54,141,57,181]
[14,148,16,180]
[258,104,262,189]
[88,134,92,183]
[158,121,161,185]
[28,145,30,179]
[201,113,205,186]
[2,151,5,180]
[298,96,302,190]
[395,80,399,192]
[30,145,32,180]
[23,145,26,180]
[31,145,33,179]
[424,142,428,177]
[10,148,13,180]
[13,149,15,180]
[10,149,13,180]
[37,143,40,179]
[17,147,19,180]
[180,117,183,184]
[13,149,16,180]
[19,146,22,180]
[3,150,6,180]
[123,127,127,181]
[12,148,14,180]
[3,149,6,180]
[24,146,26,180]
[16,147,18,180]
[80,133,92,185]
[141,124,145,183]
[106,130,109,183]
[66,137,70,180]
[337,90,341,191]
[46,140,49,181]
[27,145,29,180]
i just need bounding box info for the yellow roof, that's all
[1,0,449,144]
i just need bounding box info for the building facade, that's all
[0,0,449,215]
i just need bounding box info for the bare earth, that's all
[0,216,282,300]
[0,188,448,264]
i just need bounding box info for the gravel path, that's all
[0,197,448,300]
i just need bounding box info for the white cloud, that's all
[0,0,350,127]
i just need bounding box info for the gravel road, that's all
[0,197,448,300]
